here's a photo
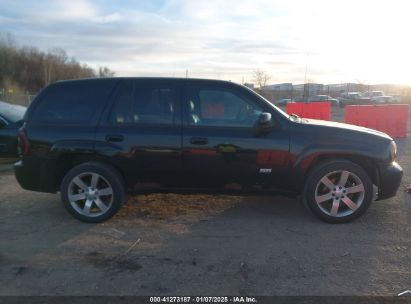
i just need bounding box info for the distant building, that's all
[326,83,361,93]
[293,83,323,97]
[261,83,293,92]
[254,81,409,99]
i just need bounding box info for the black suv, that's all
[14,78,403,223]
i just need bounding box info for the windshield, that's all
[0,101,27,123]
[266,98,291,118]
[242,85,290,119]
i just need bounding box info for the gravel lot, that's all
[0,106,410,296]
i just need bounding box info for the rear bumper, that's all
[377,161,403,200]
[14,159,56,193]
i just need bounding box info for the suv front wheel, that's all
[61,162,126,223]
[303,160,373,223]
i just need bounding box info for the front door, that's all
[181,80,289,189]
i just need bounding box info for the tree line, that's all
[0,33,115,96]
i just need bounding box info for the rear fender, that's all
[48,141,124,191]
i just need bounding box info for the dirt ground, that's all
[0,106,410,296]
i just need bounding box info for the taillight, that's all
[17,127,30,156]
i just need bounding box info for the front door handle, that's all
[190,137,208,145]
[105,134,124,142]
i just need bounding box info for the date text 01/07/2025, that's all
[149,296,258,303]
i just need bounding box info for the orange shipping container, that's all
[344,104,409,138]
[286,102,330,120]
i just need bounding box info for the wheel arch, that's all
[302,154,379,191]
[53,153,126,192]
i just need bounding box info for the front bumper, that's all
[377,161,403,200]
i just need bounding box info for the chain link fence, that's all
[0,92,37,106]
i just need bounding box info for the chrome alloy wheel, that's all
[68,172,114,217]
[314,170,365,218]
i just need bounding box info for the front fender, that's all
[287,134,390,192]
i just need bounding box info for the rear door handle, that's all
[105,134,124,142]
[190,137,208,145]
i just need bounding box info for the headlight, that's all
[389,141,397,161]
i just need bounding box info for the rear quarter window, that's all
[30,80,116,125]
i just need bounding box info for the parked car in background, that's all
[293,97,307,103]
[0,101,27,159]
[277,98,294,106]
[14,78,402,224]
[339,92,371,107]
[362,91,393,103]
[308,95,339,106]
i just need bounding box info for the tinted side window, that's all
[110,81,176,125]
[187,85,263,127]
[31,80,115,124]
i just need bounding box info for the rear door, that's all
[95,79,182,188]
[181,80,290,189]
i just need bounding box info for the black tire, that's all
[303,160,373,223]
[60,162,126,223]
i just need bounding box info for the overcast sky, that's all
[0,0,410,85]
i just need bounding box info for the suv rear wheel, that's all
[61,162,126,223]
[303,160,373,223]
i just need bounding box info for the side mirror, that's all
[255,112,273,136]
